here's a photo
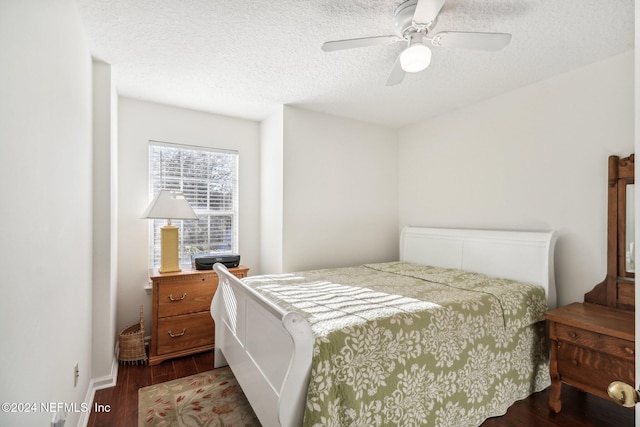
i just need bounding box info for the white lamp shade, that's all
[400,41,432,73]
[142,190,199,220]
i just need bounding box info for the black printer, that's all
[191,253,241,270]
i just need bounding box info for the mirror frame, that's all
[585,154,635,311]
[611,155,634,279]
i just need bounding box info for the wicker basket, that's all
[118,305,147,365]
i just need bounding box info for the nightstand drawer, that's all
[157,277,218,317]
[557,342,634,391]
[156,311,214,355]
[554,323,635,361]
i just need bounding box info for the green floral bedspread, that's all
[243,262,550,427]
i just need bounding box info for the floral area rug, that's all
[138,367,261,427]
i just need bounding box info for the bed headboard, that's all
[400,226,558,308]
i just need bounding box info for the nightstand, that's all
[148,265,249,365]
[545,302,634,413]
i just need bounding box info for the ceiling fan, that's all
[321,0,512,86]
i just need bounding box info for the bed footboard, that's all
[211,263,313,427]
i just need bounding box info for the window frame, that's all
[147,140,239,268]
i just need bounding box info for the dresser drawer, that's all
[156,311,214,355]
[156,275,218,317]
[557,342,634,392]
[554,323,635,361]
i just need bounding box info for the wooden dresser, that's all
[546,154,635,412]
[545,302,634,412]
[149,265,249,365]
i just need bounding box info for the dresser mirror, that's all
[585,154,635,311]
[625,183,634,274]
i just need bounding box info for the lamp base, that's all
[159,224,182,273]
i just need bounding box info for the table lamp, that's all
[143,190,199,273]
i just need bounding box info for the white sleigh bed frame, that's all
[210,226,557,427]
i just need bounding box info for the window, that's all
[148,141,238,267]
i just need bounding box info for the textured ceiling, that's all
[77,0,634,129]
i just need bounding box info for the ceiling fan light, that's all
[400,42,432,73]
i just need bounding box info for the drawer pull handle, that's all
[168,293,187,302]
[568,331,577,338]
[571,359,578,366]
[624,347,634,355]
[168,328,186,338]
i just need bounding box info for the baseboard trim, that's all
[93,357,120,391]
[78,353,119,427]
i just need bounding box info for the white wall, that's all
[91,60,118,386]
[260,106,285,273]
[281,106,399,272]
[0,1,93,426]
[399,51,634,307]
[117,98,260,332]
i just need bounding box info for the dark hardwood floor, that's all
[88,350,634,426]
[88,351,215,427]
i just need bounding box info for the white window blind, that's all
[148,141,238,267]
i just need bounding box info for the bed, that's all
[210,226,557,426]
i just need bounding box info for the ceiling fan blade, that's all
[431,31,512,51]
[385,56,405,86]
[321,35,402,52]
[413,0,447,25]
